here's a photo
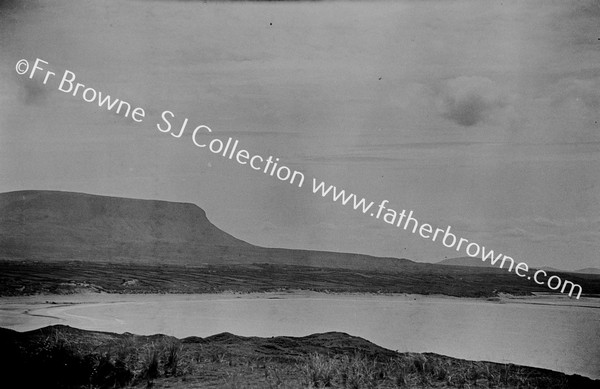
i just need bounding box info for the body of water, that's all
[1,292,599,379]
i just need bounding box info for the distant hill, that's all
[572,267,600,275]
[0,190,413,271]
[438,257,600,275]
[436,257,492,268]
[539,266,565,272]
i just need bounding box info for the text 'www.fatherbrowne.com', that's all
[311,180,584,299]
[15,57,584,299]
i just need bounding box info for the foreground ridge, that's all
[0,325,596,388]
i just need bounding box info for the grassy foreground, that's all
[0,325,596,389]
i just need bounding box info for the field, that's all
[0,261,600,297]
[2,260,599,298]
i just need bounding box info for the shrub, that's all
[142,344,160,380]
[164,341,182,376]
[301,353,338,388]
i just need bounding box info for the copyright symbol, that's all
[15,59,29,75]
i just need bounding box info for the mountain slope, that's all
[0,190,412,270]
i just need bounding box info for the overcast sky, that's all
[1,0,598,270]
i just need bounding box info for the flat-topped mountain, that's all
[2,191,600,297]
[0,190,412,270]
[0,190,249,247]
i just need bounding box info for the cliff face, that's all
[0,190,412,270]
[0,190,250,265]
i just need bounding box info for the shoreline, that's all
[2,290,599,333]
[2,291,599,381]
[2,289,599,307]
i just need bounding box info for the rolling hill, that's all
[4,325,597,389]
[438,257,600,275]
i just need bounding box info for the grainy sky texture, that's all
[0,0,598,270]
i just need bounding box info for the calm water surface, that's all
[1,293,599,379]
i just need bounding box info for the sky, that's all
[0,0,599,270]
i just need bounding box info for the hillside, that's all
[0,190,412,271]
[1,325,596,389]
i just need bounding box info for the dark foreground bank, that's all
[0,325,596,389]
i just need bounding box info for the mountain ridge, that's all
[0,190,413,271]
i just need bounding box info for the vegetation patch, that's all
[0,325,596,389]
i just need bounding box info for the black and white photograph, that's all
[1,0,599,388]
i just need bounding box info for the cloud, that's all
[550,78,600,113]
[436,76,507,127]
